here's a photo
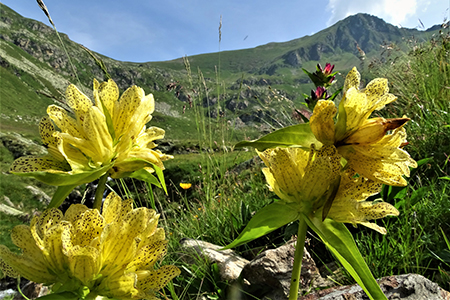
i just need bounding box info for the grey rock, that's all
[180,238,249,281]
[0,289,16,300]
[240,240,334,300]
[299,274,450,300]
[25,185,51,205]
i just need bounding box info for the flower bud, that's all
[343,117,410,145]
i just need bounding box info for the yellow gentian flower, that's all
[310,67,417,186]
[0,193,180,300]
[10,79,172,185]
[257,145,341,214]
[327,168,399,234]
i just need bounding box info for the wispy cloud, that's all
[326,0,421,27]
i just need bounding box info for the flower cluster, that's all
[259,67,416,233]
[0,193,180,300]
[10,79,172,186]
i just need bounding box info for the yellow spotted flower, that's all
[257,145,397,233]
[257,145,341,214]
[10,79,172,186]
[0,193,180,300]
[310,67,417,186]
[327,168,399,234]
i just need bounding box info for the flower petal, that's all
[343,67,360,93]
[136,265,181,292]
[126,240,167,272]
[310,100,336,145]
[47,105,83,138]
[65,84,93,118]
[10,155,70,173]
[0,245,56,283]
[67,245,101,285]
[95,79,119,116]
[11,225,47,267]
[257,147,307,203]
[113,86,145,138]
[42,222,70,273]
[71,209,105,247]
[340,128,417,186]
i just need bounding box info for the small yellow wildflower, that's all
[309,67,417,186]
[10,79,172,185]
[0,193,180,299]
[180,183,192,190]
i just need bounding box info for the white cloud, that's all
[326,0,420,27]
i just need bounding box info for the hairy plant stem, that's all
[289,217,307,300]
[93,173,108,210]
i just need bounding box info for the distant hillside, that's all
[0,3,442,140]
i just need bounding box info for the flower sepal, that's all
[235,123,321,151]
[222,201,299,250]
[35,291,80,300]
[10,162,114,187]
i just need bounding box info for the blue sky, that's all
[2,0,449,62]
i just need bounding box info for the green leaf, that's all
[222,201,299,249]
[129,168,161,188]
[234,124,320,151]
[11,163,113,186]
[36,292,79,300]
[305,216,387,300]
[48,184,78,208]
[381,185,407,202]
[328,87,343,101]
[410,186,431,206]
[114,158,168,193]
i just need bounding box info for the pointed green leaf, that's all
[328,87,343,101]
[222,202,299,249]
[151,162,167,194]
[114,158,168,193]
[305,215,388,300]
[129,168,161,188]
[48,184,78,208]
[234,124,320,151]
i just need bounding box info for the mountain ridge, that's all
[0,3,443,140]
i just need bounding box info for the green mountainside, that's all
[0,3,441,140]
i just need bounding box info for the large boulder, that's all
[180,238,249,282]
[240,240,334,300]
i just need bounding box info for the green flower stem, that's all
[289,217,308,300]
[93,173,108,210]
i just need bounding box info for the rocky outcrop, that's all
[178,238,450,300]
[0,132,46,159]
[300,274,450,300]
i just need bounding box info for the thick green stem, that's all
[93,173,108,210]
[289,217,308,300]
